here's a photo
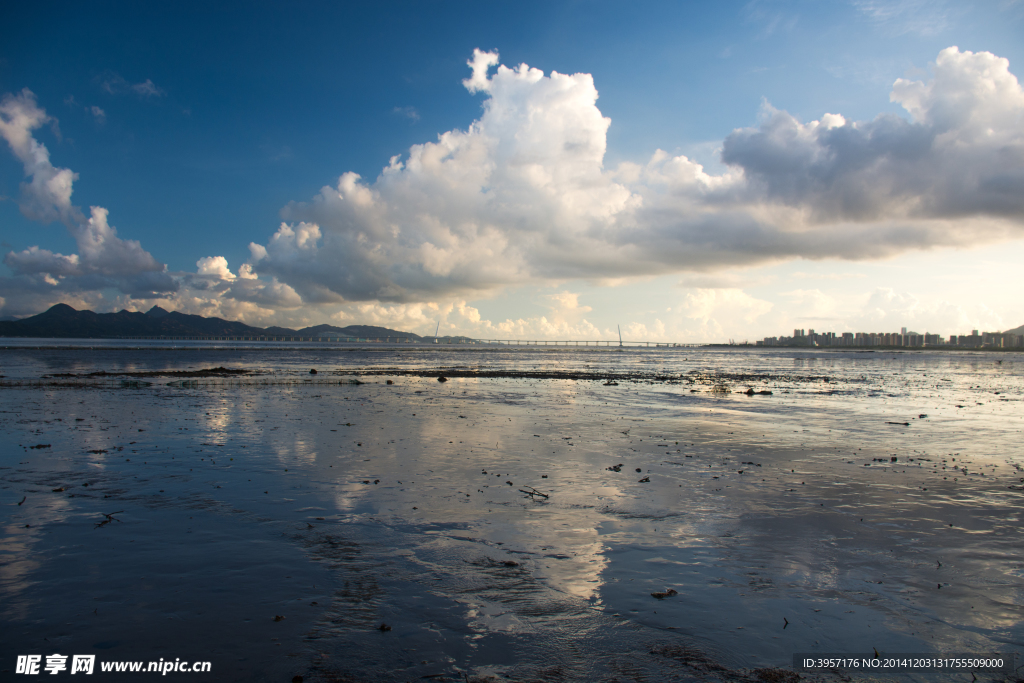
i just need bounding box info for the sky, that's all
[1,0,1023,342]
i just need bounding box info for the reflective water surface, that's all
[1,344,1022,681]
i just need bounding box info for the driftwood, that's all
[518,486,549,499]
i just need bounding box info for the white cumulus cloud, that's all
[3,46,1023,333]
[245,46,1024,310]
[0,89,80,225]
[0,90,174,300]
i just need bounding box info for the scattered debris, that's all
[273,615,285,622]
[603,381,619,386]
[437,376,448,383]
[17,496,26,505]
[471,557,521,569]
[886,422,910,426]
[753,668,800,683]
[518,486,549,499]
[28,444,51,449]
[378,623,391,632]
[52,486,67,493]
[651,588,678,599]
[94,511,124,529]
[638,475,651,482]
[309,369,317,375]
[607,464,623,472]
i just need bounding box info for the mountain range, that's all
[0,304,433,340]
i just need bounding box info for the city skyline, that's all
[760,326,1023,348]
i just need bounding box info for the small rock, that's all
[273,615,285,622]
[309,369,317,375]
[437,376,448,383]
[651,588,678,599]
[378,623,391,632]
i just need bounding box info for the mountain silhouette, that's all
[0,304,429,340]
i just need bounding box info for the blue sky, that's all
[2,1,1023,340]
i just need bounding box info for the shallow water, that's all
[1,344,1022,681]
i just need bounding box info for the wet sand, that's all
[1,346,1022,681]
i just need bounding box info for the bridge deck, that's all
[116,336,708,347]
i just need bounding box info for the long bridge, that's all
[467,338,707,348]
[117,335,709,348]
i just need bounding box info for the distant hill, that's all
[0,304,428,340]
[1004,324,1024,336]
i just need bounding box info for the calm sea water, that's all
[1,343,1022,681]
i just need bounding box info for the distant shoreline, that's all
[0,337,1020,353]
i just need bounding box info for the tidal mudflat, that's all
[1,344,1022,681]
